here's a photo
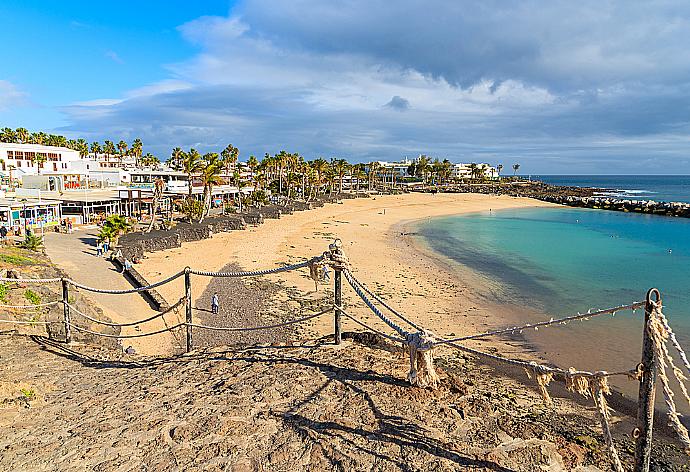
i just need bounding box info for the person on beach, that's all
[321,264,330,282]
[67,221,73,233]
[96,240,103,257]
[211,292,219,314]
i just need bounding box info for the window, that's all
[14,151,23,159]
[16,161,21,168]
[6,151,13,158]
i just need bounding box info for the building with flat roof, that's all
[0,143,81,180]
[0,197,62,234]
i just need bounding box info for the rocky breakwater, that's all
[541,194,690,218]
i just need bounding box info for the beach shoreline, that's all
[136,193,554,356]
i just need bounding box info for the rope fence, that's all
[2,238,689,469]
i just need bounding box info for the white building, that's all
[368,158,413,178]
[0,143,81,180]
[452,163,499,180]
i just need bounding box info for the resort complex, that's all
[0,130,502,234]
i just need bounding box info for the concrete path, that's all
[43,229,182,355]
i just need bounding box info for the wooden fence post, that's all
[634,288,661,472]
[61,279,71,343]
[184,268,193,353]
[334,267,342,345]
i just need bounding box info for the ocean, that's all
[532,175,690,203]
[419,205,690,403]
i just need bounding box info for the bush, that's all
[181,197,205,222]
[0,282,8,303]
[24,289,41,305]
[19,234,44,252]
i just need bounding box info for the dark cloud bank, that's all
[60,1,690,173]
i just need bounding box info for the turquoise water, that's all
[420,207,690,348]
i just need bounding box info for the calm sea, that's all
[532,175,690,203]
[420,206,690,400]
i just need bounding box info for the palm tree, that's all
[104,140,116,164]
[98,214,133,246]
[168,147,185,171]
[131,138,143,167]
[416,155,431,184]
[467,163,478,181]
[496,164,503,176]
[90,142,102,160]
[368,161,380,190]
[247,155,258,175]
[199,153,223,221]
[35,153,47,174]
[0,127,17,143]
[512,163,520,176]
[141,153,159,167]
[332,159,349,193]
[117,140,128,165]
[76,139,89,159]
[15,128,29,144]
[221,144,239,177]
[353,167,367,192]
[311,158,329,196]
[183,148,203,199]
[146,178,166,233]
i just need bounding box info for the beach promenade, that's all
[43,229,180,355]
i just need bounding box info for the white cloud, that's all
[58,1,690,172]
[0,80,28,111]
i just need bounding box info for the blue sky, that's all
[2,1,690,173]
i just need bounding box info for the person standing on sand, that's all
[321,264,330,282]
[67,221,73,233]
[211,292,220,314]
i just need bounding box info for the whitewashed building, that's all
[0,143,81,179]
[452,163,499,180]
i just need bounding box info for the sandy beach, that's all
[136,193,554,357]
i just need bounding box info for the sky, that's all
[2,1,690,174]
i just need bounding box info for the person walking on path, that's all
[211,292,220,315]
[103,237,110,254]
[67,221,73,234]
[321,263,330,282]
[96,240,103,257]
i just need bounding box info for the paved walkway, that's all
[44,229,181,355]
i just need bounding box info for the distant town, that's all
[0,127,514,236]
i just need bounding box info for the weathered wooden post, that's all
[184,267,193,353]
[330,240,343,345]
[61,279,71,343]
[633,288,661,472]
[334,267,342,345]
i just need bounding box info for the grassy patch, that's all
[0,252,36,265]
[0,283,7,303]
[24,289,41,305]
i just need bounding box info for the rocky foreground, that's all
[1,333,687,471]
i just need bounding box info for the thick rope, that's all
[188,306,332,331]
[657,309,690,375]
[0,300,63,309]
[0,277,62,283]
[64,269,185,294]
[188,256,323,277]
[343,271,422,330]
[342,269,409,338]
[434,301,646,345]
[66,297,187,327]
[648,300,690,454]
[590,376,625,472]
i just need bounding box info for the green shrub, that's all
[19,234,44,252]
[24,289,41,305]
[0,282,8,302]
